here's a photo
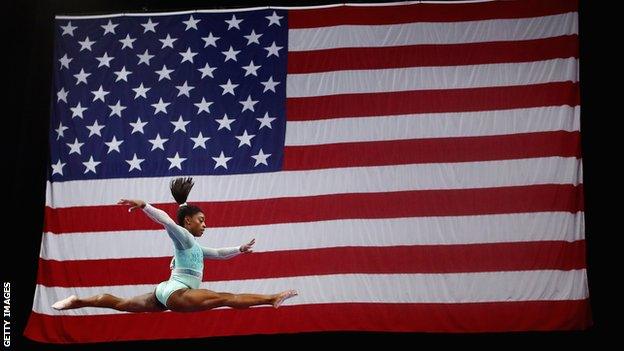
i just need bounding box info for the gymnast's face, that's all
[184,212,206,237]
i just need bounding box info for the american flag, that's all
[25,0,590,343]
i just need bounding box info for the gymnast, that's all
[52,177,297,312]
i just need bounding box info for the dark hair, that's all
[169,177,203,226]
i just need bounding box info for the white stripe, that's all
[287,58,577,98]
[288,13,577,51]
[285,106,580,146]
[46,157,581,208]
[41,212,584,261]
[34,270,589,316]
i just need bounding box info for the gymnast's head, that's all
[170,177,205,237]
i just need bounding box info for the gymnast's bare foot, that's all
[273,290,298,308]
[52,295,78,310]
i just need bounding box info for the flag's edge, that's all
[54,1,496,20]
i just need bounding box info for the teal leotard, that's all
[142,204,240,308]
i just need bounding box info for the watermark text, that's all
[3,282,10,348]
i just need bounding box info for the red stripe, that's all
[24,299,592,343]
[37,241,587,287]
[286,82,579,121]
[284,131,580,170]
[289,0,577,28]
[44,184,583,233]
[288,36,579,73]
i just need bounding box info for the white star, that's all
[221,46,240,62]
[202,32,220,47]
[96,52,114,68]
[257,112,276,129]
[141,18,158,33]
[101,20,118,35]
[82,156,101,174]
[225,15,243,30]
[108,100,126,117]
[114,66,132,82]
[171,116,190,133]
[105,135,124,153]
[148,133,169,151]
[244,29,262,45]
[191,132,210,149]
[159,34,177,49]
[264,41,283,57]
[179,47,198,64]
[183,15,200,30]
[215,114,235,131]
[70,102,87,118]
[86,120,105,137]
[235,130,255,147]
[129,117,148,134]
[252,149,271,166]
[55,122,68,140]
[175,81,194,97]
[137,49,155,66]
[91,85,110,102]
[197,63,217,79]
[57,87,69,103]
[59,54,72,70]
[266,11,283,26]
[60,22,77,36]
[67,138,84,155]
[155,65,174,81]
[51,159,66,175]
[73,68,91,85]
[261,76,280,93]
[239,95,258,112]
[167,152,187,170]
[126,153,145,171]
[212,151,232,169]
[119,34,136,49]
[151,98,170,115]
[78,36,95,51]
[194,98,213,114]
[242,60,261,77]
[132,83,150,99]
[219,79,239,96]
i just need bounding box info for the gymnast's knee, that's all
[95,293,113,303]
[199,295,229,309]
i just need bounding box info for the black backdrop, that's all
[5,1,612,350]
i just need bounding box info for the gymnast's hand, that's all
[118,199,146,212]
[239,238,255,253]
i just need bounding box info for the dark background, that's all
[5,1,612,350]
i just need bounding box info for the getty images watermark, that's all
[3,282,9,348]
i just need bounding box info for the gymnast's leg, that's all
[52,292,166,312]
[167,289,298,312]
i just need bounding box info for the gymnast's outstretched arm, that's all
[200,238,255,259]
[118,199,194,250]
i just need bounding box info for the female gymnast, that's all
[52,177,298,312]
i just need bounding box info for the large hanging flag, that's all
[25,0,589,343]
